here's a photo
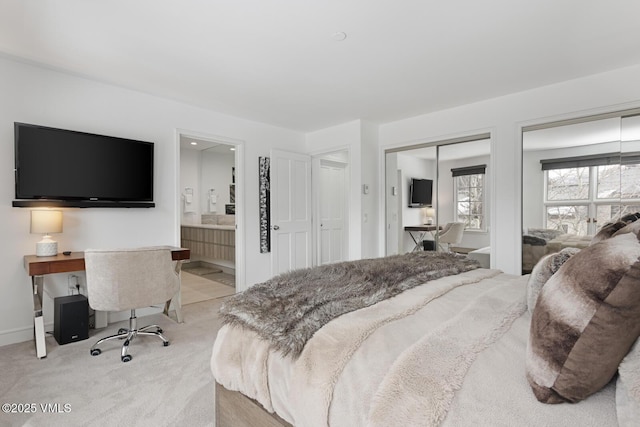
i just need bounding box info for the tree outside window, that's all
[544,161,640,235]
[454,173,485,231]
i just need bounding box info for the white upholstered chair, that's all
[85,247,182,362]
[437,222,465,252]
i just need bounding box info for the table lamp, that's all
[424,207,435,225]
[31,210,63,257]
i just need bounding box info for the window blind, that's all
[451,164,486,177]
[540,152,640,170]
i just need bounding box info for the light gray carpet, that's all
[0,299,224,427]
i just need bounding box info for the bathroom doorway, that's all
[178,132,242,305]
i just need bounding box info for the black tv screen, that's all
[410,178,432,207]
[14,123,154,204]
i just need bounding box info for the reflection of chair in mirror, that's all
[85,247,182,362]
[437,222,465,252]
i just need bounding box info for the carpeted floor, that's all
[0,298,225,427]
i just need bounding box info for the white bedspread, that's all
[211,269,617,426]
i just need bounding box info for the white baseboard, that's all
[0,322,54,348]
[0,307,164,348]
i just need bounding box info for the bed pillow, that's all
[613,219,640,239]
[590,221,627,245]
[526,231,640,403]
[526,247,580,314]
[617,339,640,427]
[621,211,640,223]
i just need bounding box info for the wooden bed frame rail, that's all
[215,382,292,427]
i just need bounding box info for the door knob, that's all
[272,225,280,230]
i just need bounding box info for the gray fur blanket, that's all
[219,251,480,358]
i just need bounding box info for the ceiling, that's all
[2,1,640,132]
[179,135,236,153]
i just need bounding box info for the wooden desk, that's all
[24,248,190,359]
[404,225,441,251]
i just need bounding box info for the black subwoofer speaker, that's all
[54,294,89,345]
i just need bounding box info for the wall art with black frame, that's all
[259,156,271,253]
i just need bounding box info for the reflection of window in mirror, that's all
[522,111,640,274]
[453,166,486,232]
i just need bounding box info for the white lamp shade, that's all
[31,210,63,256]
[31,210,63,234]
[424,207,436,225]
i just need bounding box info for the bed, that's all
[521,228,592,273]
[211,227,640,426]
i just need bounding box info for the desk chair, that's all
[437,222,465,252]
[85,247,181,362]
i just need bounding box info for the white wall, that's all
[384,152,400,255]
[180,149,235,222]
[201,151,235,216]
[306,121,363,260]
[360,120,379,259]
[379,64,640,273]
[0,56,304,346]
[306,120,380,260]
[180,149,201,224]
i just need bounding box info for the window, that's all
[541,153,640,235]
[453,165,486,231]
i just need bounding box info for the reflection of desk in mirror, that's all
[24,248,190,358]
[404,225,441,252]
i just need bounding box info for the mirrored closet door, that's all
[385,135,491,258]
[521,110,640,274]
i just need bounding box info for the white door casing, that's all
[270,149,312,275]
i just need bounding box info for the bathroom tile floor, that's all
[181,270,235,305]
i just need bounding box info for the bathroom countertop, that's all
[181,223,235,230]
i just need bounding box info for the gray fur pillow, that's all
[526,247,580,314]
[526,231,640,403]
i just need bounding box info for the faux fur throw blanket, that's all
[219,251,480,358]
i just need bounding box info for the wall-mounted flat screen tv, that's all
[14,122,154,207]
[409,178,432,207]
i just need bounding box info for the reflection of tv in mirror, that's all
[409,178,432,207]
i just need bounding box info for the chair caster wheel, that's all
[157,328,163,333]
[90,349,101,356]
[121,355,132,362]
[118,328,128,335]
[163,341,170,347]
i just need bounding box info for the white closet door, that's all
[270,149,312,275]
[318,160,347,265]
